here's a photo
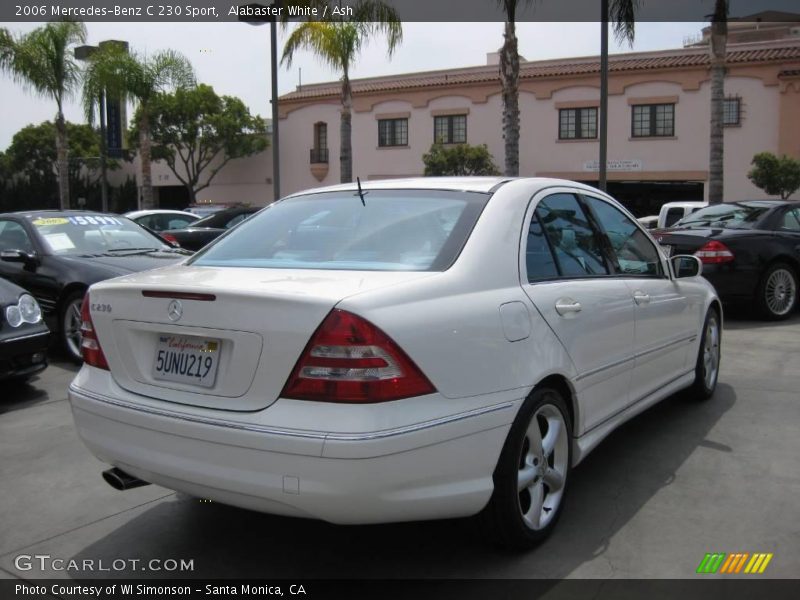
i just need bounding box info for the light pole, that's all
[599,0,609,193]
[239,2,282,201]
[75,44,109,212]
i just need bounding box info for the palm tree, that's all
[497,1,531,177]
[708,0,728,205]
[0,22,87,209]
[599,0,638,191]
[281,1,402,184]
[82,45,195,209]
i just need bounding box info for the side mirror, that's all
[0,249,38,267]
[671,255,702,278]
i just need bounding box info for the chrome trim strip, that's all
[0,331,49,344]
[575,333,696,382]
[69,383,515,442]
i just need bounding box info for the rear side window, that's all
[664,207,684,227]
[534,194,610,277]
[526,213,559,281]
[191,190,489,271]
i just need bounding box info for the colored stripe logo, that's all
[697,553,773,574]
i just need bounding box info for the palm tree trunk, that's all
[139,111,155,209]
[500,20,520,177]
[340,71,353,184]
[55,112,70,210]
[708,0,727,205]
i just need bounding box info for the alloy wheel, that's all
[517,403,569,531]
[765,268,797,317]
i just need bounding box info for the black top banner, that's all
[3,0,800,23]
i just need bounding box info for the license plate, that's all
[153,335,220,388]
[660,244,673,257]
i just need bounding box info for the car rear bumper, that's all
[0,330,49,380]
[68,367,517,524]
[702,264,760,302]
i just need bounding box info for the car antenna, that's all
[355,177,367,207]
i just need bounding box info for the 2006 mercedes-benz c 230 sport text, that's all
[68,178,721,548]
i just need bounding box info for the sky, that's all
[0,21,704,150]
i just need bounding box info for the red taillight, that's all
[282,309,436,403]
[80,292,109,370]
[161,233,179,246]
[694,240,735,264]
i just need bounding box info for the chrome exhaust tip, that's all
[102,467,150,491]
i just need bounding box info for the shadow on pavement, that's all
[1,357,79,414]
[69,383,736,579]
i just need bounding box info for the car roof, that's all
[287,177,606,197]
[124,210,198,218]
[661,201,707,208]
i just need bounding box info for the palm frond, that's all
[609,0,638,46]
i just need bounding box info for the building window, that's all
[631,103,675,137]
[378,118,408,147]
[434,114,467,144]
[559,107,597,139]
[723,97,741,126]
[310,122,328,163]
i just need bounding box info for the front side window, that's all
[0,220,34,253]
[723,97,740,126]
[191,190,489,272]
[632,103,674,137]
[378,118,408,147]
[534,194,610,277]
[434,115,467,144]
[584,196,663,277]
[559,107,597,140]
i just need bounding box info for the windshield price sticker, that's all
[31,217,69,226]
[67,215,122,226]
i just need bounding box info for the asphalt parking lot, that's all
[1,311,799,581]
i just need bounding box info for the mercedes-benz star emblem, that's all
[167,299,183,322]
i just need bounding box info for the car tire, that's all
[756,262,798,321]
[482,386,572,549]
[60,290,85,364]
[688,307,721,400]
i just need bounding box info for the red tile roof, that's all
[280,40,800,103]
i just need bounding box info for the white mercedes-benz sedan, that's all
[68,178,721,547]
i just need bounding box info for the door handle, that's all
[633,291,651,305]
[555,298,582,316]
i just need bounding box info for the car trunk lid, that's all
[88,265,433,411]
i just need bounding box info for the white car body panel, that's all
[69,177,720,525]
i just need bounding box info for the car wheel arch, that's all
[528,373,577,438]
[57,283,88,328]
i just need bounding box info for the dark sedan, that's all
[164,206,260,251]
[0,277,49,381]
[653,200,800,319]
[0,211,191,362]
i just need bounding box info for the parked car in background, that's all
[184,204,230,218]
[0,277,49,381]
[0,211,191,362]
[69,177,720,548]
[658,201,708,229]
[164,206,260,251]
[124,210,200,233]
[654,200,800,319]
[637,215,659,230]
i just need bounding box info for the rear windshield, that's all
[190,190,489,271]
[675,202,772,229]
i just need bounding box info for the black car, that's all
[654,200,800,320]
[0,277,49,381]
[0,211,191,362]
[165,206,260,251]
